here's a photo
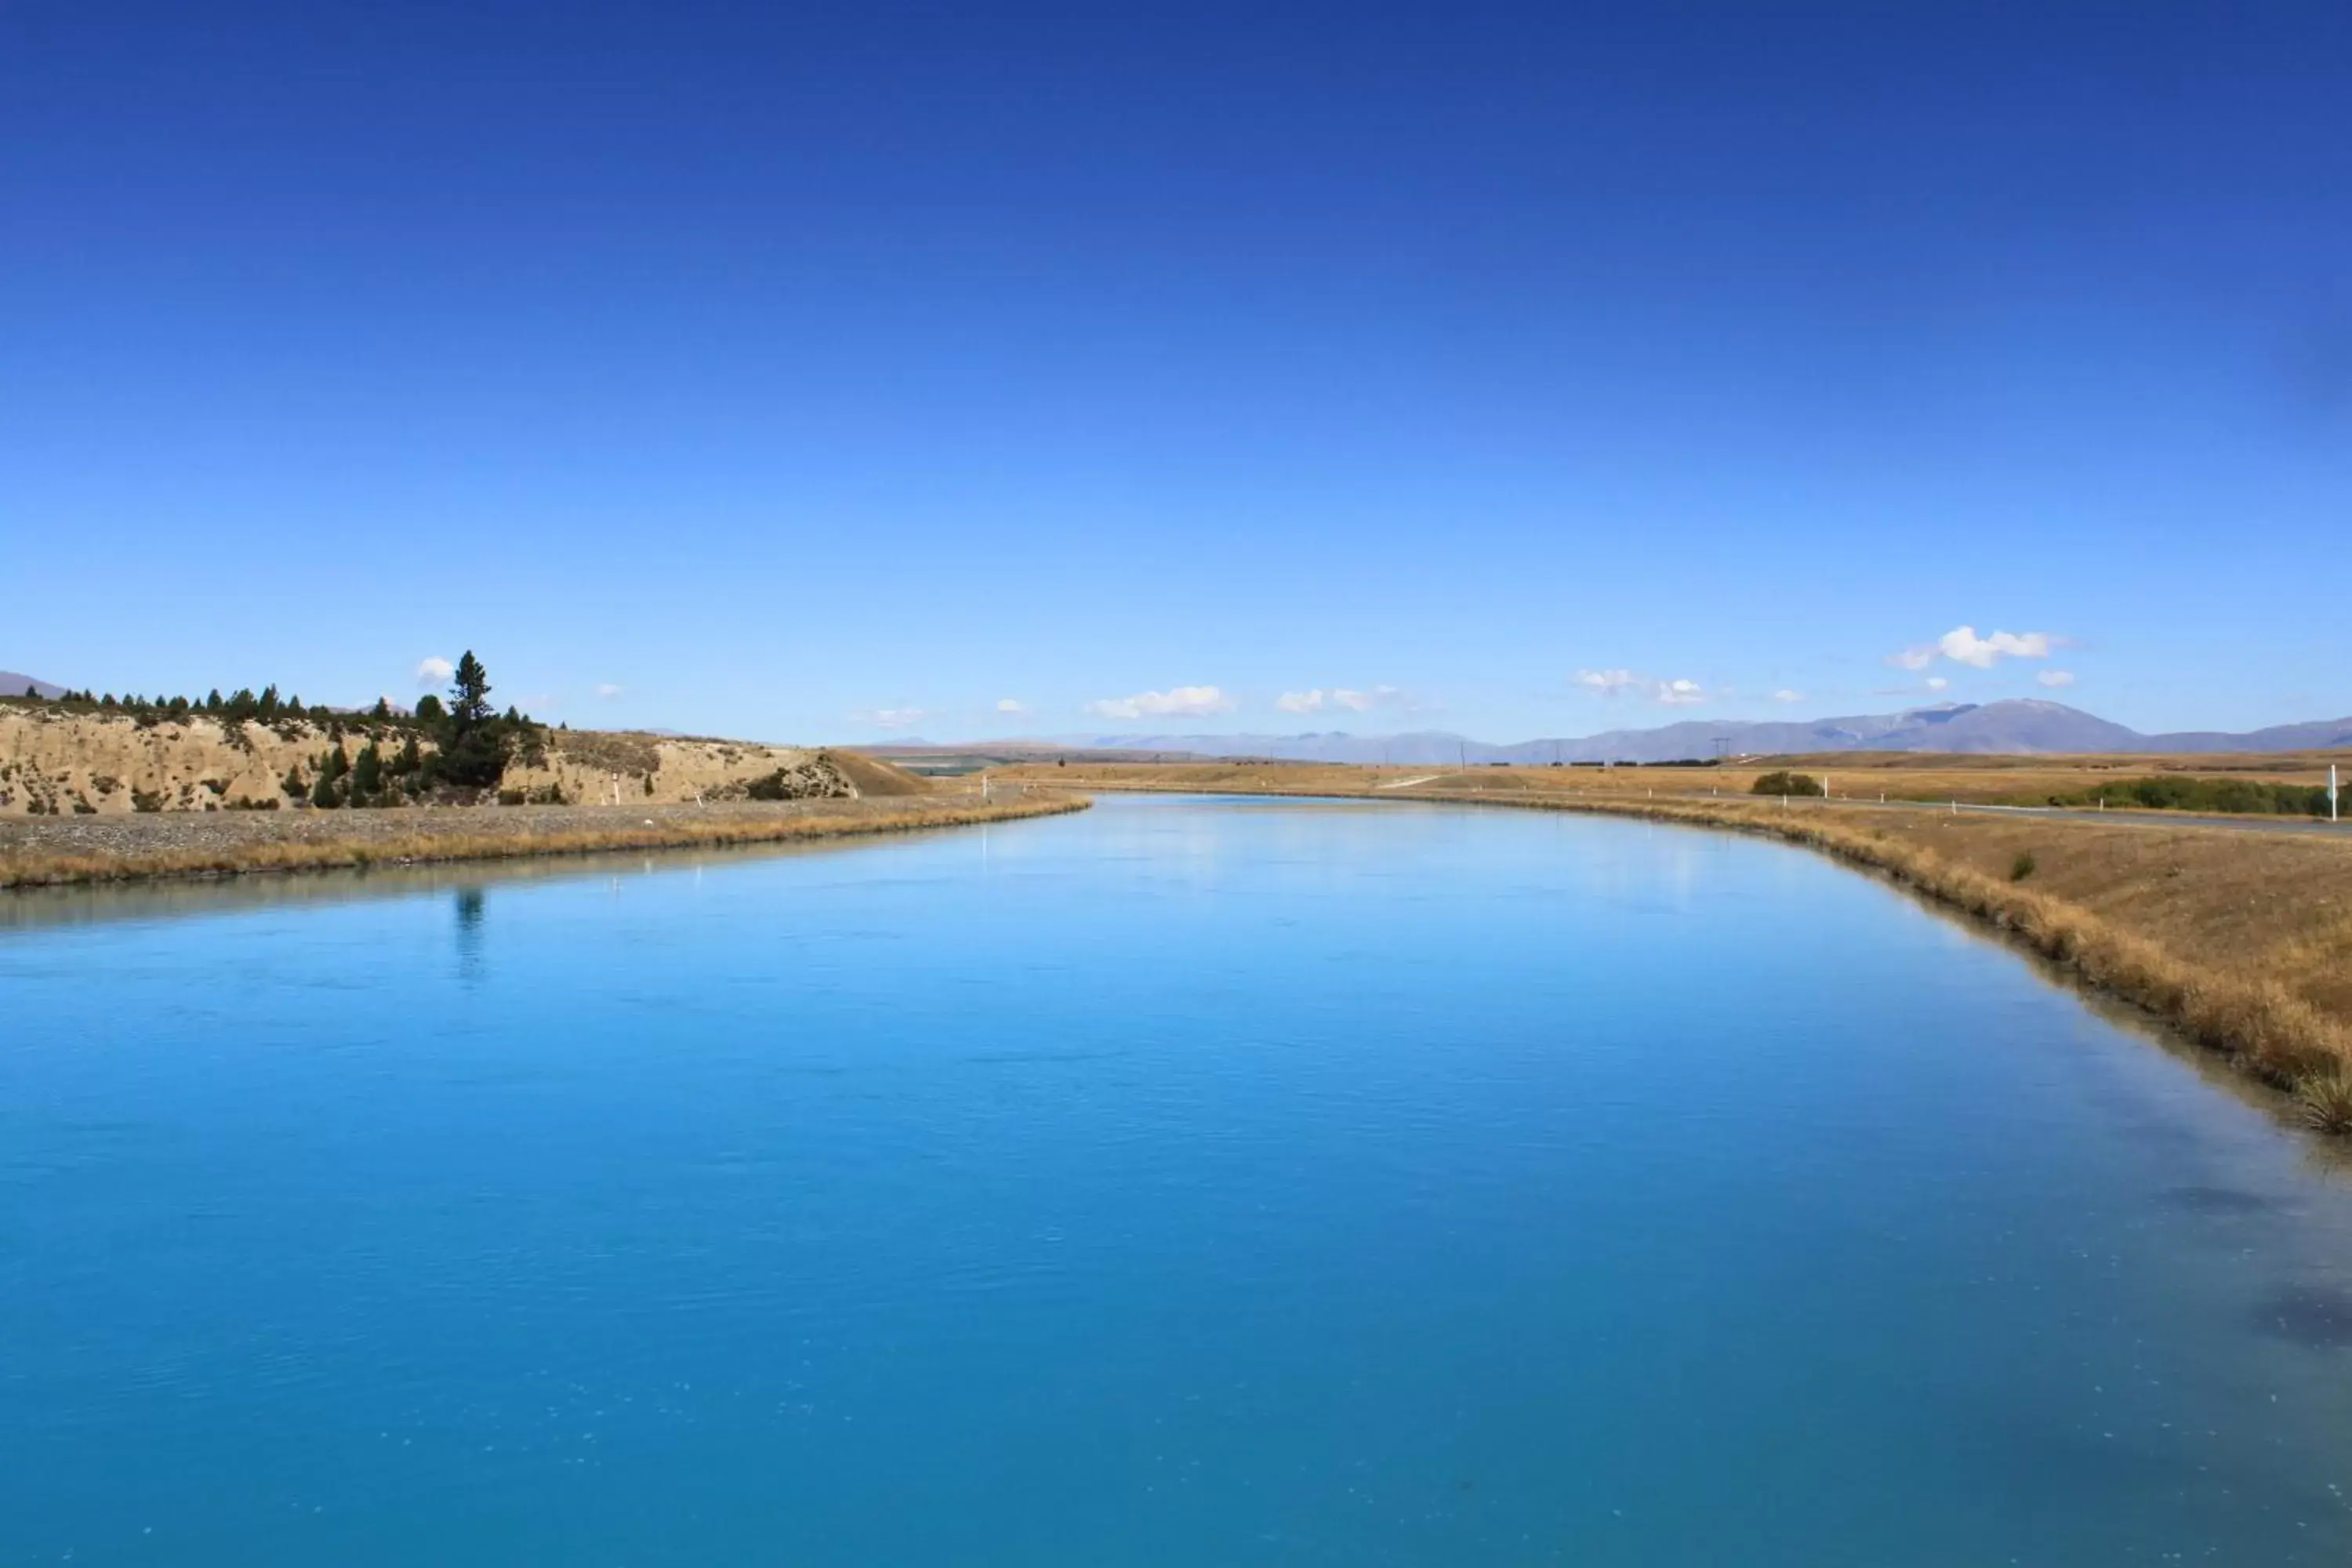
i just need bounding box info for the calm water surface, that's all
[5,796,2352,1564]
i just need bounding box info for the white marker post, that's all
[2331,764,2339,824]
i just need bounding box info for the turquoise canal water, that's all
[5,795,2352,1563]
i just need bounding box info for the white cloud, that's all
[1655,678,1706,706]
[594,683,623,700]
[1086,685,1234,720]
[1938,626,2053,668]
[414,655,454,689]
[852,707,927,729]
[1891,625,2060,672]
[1276,684,1404,716]
[1926,676,1951,691]
[2035,669,2076,688]
[1578,669,1707,706]
[1772,689,1804,703]
[995,698,1031,715]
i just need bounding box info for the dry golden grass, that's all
[1018,753,2347,808]
[0,793,1086,891]
[1007,760,2352,1130]
[822,749,935,797]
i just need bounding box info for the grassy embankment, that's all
[0,788,1087,890]
[1005,759,2352,1132]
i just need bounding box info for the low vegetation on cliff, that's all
[1,653,888,815]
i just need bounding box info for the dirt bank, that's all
[0,787,1086,889]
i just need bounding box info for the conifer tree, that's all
[450,653,492,729]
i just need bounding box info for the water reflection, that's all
[454,886,486,980]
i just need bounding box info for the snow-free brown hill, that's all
[0,672,64,700]
[0,707,875,815]
[1002,700,2352,764]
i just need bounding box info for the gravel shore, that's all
[0,789,1085,888]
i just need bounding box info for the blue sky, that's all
[5,2,2347,742]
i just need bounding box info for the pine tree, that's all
[449,652,492,729]
[282,764,305,798]
[437,652,510,788]
[354,741,383,798]
[311,770,339,808]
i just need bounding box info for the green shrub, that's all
[2045,776,2335,817]
[1751,770,1824,797]
[2010,851,2038,882]
[745,768,801,800]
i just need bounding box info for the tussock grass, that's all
[2296,1069,2352,1135]
[0,796,1087,891]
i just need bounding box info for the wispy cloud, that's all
[851,706,927,730]
[1276,684,1406,716]
[996,698,1031,716]
[594,683,623,700]
[1926,676,1951,691]
[1772,688,1805,703]
[1085,684,1234,721]
[1889,625,2061,672]
[2035,669,2076,688]
[414,655,454,689]
[1575,669,1708,706]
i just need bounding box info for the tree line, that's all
[13,651,545,803]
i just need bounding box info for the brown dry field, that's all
[1007,752,2349,806]
[1003,757,2352,1127]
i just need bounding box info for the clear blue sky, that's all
[6,2,2347,741]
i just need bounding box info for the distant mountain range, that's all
[888,700,2352,764]
[2,671,64,699]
